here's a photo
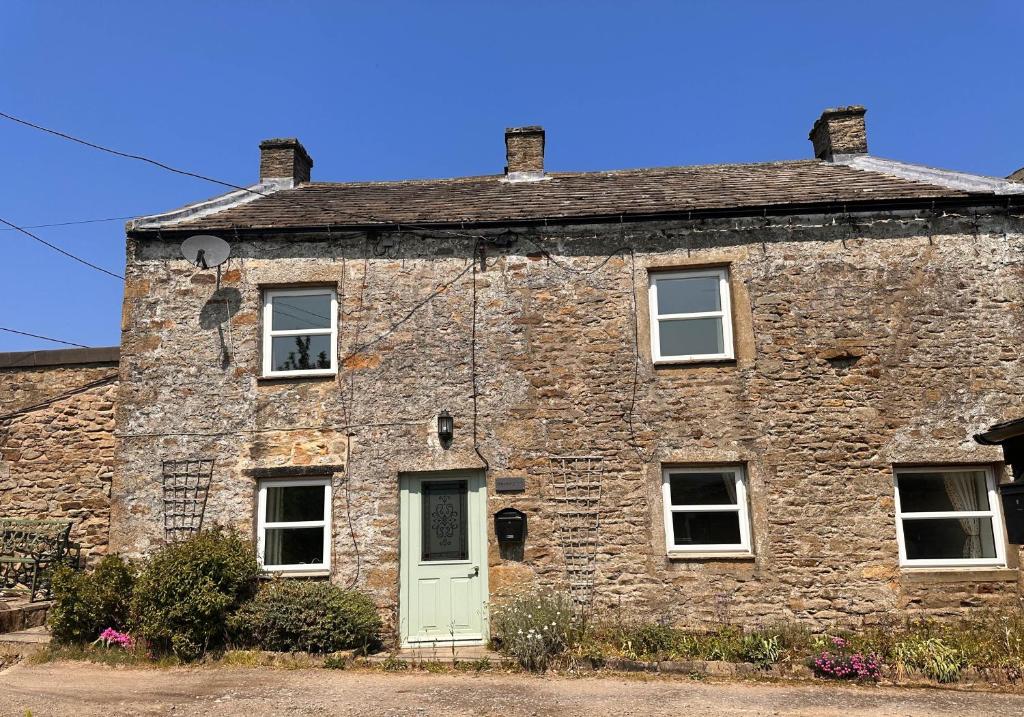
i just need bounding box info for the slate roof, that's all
[128,150,1024,233]
[133,157,1024,233]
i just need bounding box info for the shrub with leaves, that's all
[491,591,578,671]
[893,635,965,683]
[740,632,782,668]
[48,555,136,645]
[608,621,678,660]
[228,580,381,653]
[130,529,259,661]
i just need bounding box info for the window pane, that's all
[263,527,325,566]
[657,275,721,314]
[271,334,332,371]
[422,481,468,561]
[671,511,741,546]
[272,293,332,331]
[265,484,325,522]
[902,517,997,561]
[898,471,989,513]
[669,471,737,505]
[658,318,724,357]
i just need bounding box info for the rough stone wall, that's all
[112,207,1024,633]
[0,361,118,560]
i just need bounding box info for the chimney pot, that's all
[809,106,867,161]
[259,137,313,184]
[505,126,545,178]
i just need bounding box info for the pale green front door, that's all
[399,471,488,646]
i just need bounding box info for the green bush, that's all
[740,632,782,668]
[893,635,965,683]
[48,555,136,645]
[130,529,259,660]
[616,622,678,659]
[491,591,578,671]
[228,580,381,653]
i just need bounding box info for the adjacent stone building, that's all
[20,105,1018,645]
[0,347,119,561]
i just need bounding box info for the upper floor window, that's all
[649,268,734,363]
[662,466,751,555]
[894,466,1006,568]
[262,287,337,377]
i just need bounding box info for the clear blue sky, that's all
[2,1,1022,351]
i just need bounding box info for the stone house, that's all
[8,105,1024,646]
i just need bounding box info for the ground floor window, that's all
[256,477,331,573]
[894,466,1005,567]
[662,466,751,554]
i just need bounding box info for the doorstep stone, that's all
[0,626,51,645]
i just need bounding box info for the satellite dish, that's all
[181,235,230,270]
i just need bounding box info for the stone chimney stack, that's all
[259,137,313,184]
[505,126,545,179]
[809,106,868,161]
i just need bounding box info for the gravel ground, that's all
[2,661,1023,716]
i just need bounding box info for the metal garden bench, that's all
[0,518,80,602]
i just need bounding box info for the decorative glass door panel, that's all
[422,481,468,561]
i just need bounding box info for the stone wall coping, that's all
[900,567,1018,584]
[0,347,119,370]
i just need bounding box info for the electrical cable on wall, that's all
[0,373,118,422]
[470,239,490,471]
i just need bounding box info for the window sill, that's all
[260,569,331,579]
[666,551,754,561]
[900,567,1017,583]
[257,373,337,383]
[653,357,737,368]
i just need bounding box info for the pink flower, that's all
[96,627,135,650]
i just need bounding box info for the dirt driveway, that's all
[2,661,1024,716]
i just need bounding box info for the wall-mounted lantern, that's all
[437,410,454,446]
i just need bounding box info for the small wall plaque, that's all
[495,476,526,493]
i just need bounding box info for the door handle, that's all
[468,566,479,578]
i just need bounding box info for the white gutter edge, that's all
[127,177,295,231]
[834,155,1024,195]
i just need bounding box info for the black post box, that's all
[999,482,1024,544]
[495,508,526,544]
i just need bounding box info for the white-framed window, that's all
[662,466,751,554]
[648,268,734,363]
[262,287,338,377]
[894,466,1006,568]
[256,477,332,573]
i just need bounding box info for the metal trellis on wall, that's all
[161,459,214,543]
[548,455,604,613]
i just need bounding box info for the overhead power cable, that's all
[0,110,266,197]
[0,216,124,280]
[0,215,138,231]
[0,326,91,348]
